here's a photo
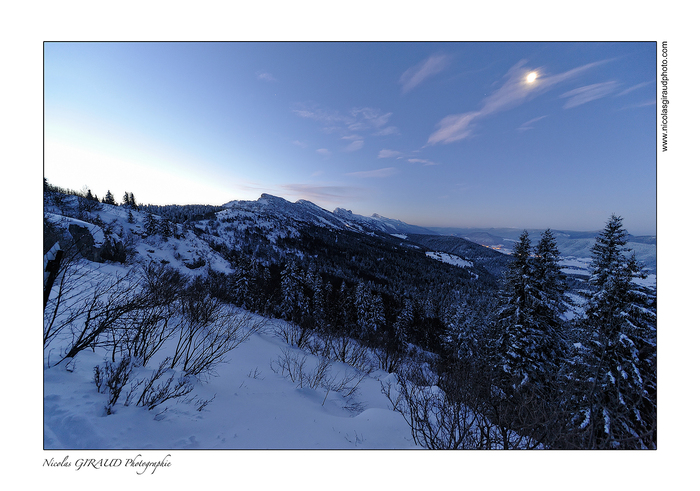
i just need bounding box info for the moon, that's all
[526,72,538,83]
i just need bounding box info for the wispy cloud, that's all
[291,140,307,148]
[400,54,450,94]
[256,71,277,82]
[346,167,398,178]
[292,102,398,152]
[344,139,365,152]
[427,58,613,145]
[427,112,479,145]
[517,115,547,132]
[617,82,651,97]
[292,103,352,126]
[349,107,393,131]
[374,126,400,136]
[560,81,619,109]
[407,158,439,166]
[619,100,656,110]
[378,149,402,159]
[316,148,331,156]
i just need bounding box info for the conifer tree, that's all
[103,190,115,205]
[280,261,303,323]
[145,214,158,235]
[492,230,539,388]
[530,229,568,381]
[573,215,656,449]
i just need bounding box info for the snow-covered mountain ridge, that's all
[222,193,436,236]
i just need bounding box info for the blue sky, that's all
[44,42,657,234]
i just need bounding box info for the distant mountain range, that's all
[429,227,656,273]
[219,195,656,273]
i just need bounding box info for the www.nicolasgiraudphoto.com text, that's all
[660,41,669,151]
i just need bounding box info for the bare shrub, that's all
[117,301,182,366]
[372,345,403,373]
[127,358,195,410]
[44,246,98,350]
[94,357,133,411]
[273,321,313,350]
[328,335,376,374]
[57,268,144,364]
[271,347,366,405]
[170,297,266,378]
[382,360,487,449]
[383,357,553,449]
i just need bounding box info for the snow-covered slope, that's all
[43,197,419,449]
[43,313,417,449]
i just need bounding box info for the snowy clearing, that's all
[425,251,473,268]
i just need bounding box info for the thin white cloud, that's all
[400,54,450,94]
[344,139,365,152]
[293,102,397,153]
[257,71,277,82]
[427,58,613,145]
[378,149,402,159]
[617,82,651,97]
[517,115,547,132]
[291,140,307,148]
[349,107,393,131]
[374,126,400,136]
[346,167,398,178]
[560,81,619,109]
[316,148,331,155]
[292,103,353,125]
[619,100,656,110]
[407,158,439,166]
[427,112,479,145]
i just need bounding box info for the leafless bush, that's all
[382,360,488,449]
[139,262,186,305]
[306,333,376,375]
[170,299,266,378]
[94,357,134,411]
[44,246,98,350]
[270,347,366,405]
[270,347,309,385]
[372,345,403,373]
[116,300,182,367]
[383,357,554,449]
[126,358,194,410]
[56,268,144,364]
[273,321,313,350]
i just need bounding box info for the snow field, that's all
[44,306,418,449]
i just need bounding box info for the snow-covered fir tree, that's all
[492,231,539,387]
[573,215,656,449]
[491,229,568,393]
[530,229,569,381]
